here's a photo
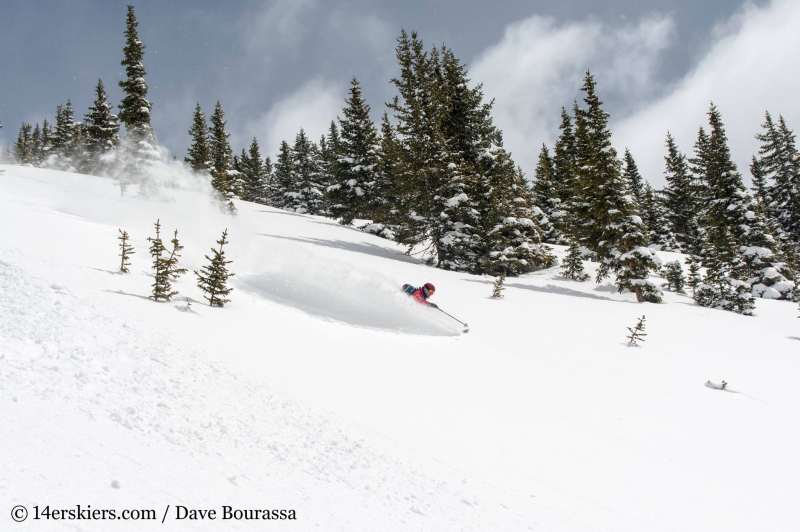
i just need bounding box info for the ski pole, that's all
[436,307,468,328]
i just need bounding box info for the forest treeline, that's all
[5,6,800,314]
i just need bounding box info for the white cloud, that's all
[471,14,674,179]
[615,0,800,186]
[240,78,344,156]
[471,0,800,189]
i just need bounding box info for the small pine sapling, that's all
[118,229,135,273]
[561,241,590,281]
[491,273,506,298]
[663,261,686,293]
[148,219,178,301]
[195,229,235,307]
[686,257,701,295]
[626,315,647,346]
[165,229,188,280]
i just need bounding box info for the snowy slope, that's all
[2,164,800,531]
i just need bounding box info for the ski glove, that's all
[428,303,438,309]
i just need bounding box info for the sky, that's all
[2,0,797,187]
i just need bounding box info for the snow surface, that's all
[2,164,800,531]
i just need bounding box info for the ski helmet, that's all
[423,283,435,296]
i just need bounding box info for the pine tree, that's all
[164,229,188,280]
[754,113,800,244]
[561,241,590,281]
[84,79,121,172]
[661,132,700,253]
[118,5,158,161]
[572,71,660,301]
[641,184,679,251]
[491,274,506,298]
[328,77,379,224]
[241,137,268,204]
[483,162,555,276]
[39,119,53,165]
[31,123,43,165]
[552,107,578,238]
[530,145,563,244]
[272,140,294,209]
[50,101,77,170]
[185,103,211,173]
[195,229,234,307]
[622,149,645,213]
[686,256,701,295]
[13,123,34,164]
[289,129,325,214]
[118,229,135,273]
[148,220,177,301]
[626,315,647,346]
[209,101,236,211]
[663,261,686,294]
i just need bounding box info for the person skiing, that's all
[403,282,438,308]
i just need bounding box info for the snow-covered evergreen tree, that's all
[83,79,120,174]
[208,101,236,213]
[662,261,686,293]
[13,123,34,164]
[272,140,294,209]
[289,129,325,215]
[240,138,269,205]
[641,184,679,251]
[118,5,159,165]
[552,107,578,238]
[327,78,379,224]
[185,103,211,173]
[661,133,700,254]
[753,112,800,244]
[572,71,660,301]
[622,149,645,213]
[530,145,563,244]
[561,241,590,281]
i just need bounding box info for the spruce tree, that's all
[165,229,188,280]
[185,103,211,173]
[195,229,234,307]
[84,79,121,172]
[50,101,77,170]
[572,71,660,301]
[663,261,686,293]
[13,123,34,164]
[39,119,53,164]
[622,149,646,212]
[118,5,158,161]
[531,145,563,244]
[754,113,800,244]
[661,133,700,253]
[641,184,679,251]
[31,123,43,164]
[272,140,294,209]
[289,129,325,214]
[118,229,135,273]
[561,241,590,281]
[483,162,555,276]
[328,77,379,224]
[552,107,578,238]
[241,137,268,204]
[148,220,177,301]
[209,101,236,209]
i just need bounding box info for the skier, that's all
[403,282,438,308]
